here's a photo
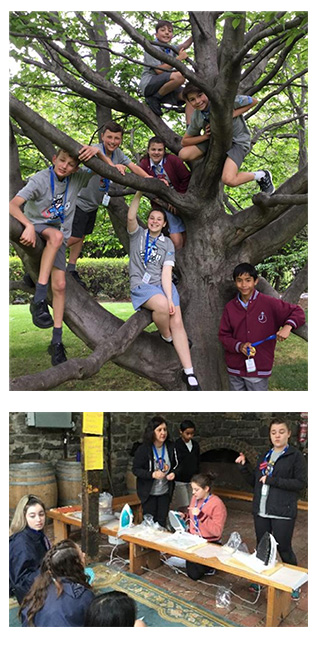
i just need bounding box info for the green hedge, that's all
[9,256,130,303]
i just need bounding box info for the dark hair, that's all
[182,82,202,101]
[191,472,216,493]
[180,419,196,432]
[155,20,173,32]
[232,263,258,281]
[101,120,124,136]
[19,539,91,626]
[147,136,166,150]
[269,418,291,433]
[85,591,137,627]
[147,207,169,237]
[143,416,169,445]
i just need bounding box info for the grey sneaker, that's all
[256,170,275,194]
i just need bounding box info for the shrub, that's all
[9,256,130,303]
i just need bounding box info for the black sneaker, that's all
[256,170,275,194]
[145,96,163,116]
[47,342,67,366]
[182,371,202,391]
[30,299,54,328]
[68,269,87,289]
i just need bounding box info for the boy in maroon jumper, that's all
[218,263,305,391]
[139,137,190,249]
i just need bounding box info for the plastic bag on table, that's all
[99,492,113,514]
[223,531,249,554]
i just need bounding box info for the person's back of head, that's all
[85,591,137,627]
[20,539,90,626]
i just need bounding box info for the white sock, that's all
[161,334,173,343]
[184,368,198,386]
[253,171,265,181]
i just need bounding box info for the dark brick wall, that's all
[9,412,306,496]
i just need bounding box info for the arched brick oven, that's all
[199,437,258,491]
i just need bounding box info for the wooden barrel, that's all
[9,461,58,518]
[56,459,82,506]
[126,459,137,494]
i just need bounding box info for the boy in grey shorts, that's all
[179,83,275,194]
[9,145,108,366]
[139,19,193,123]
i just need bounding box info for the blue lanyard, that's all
[144,230,159,267]
[153,444,165,470]
[260,445,288,476]
[247,334,277,357]
[155,38,171,54]
[99,146,113,192]
[49,167,69,223]
[193,494,211,533]
[152,162,165,177]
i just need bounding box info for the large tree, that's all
[9,11,308,391]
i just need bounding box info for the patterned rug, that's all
[9,563,239,627]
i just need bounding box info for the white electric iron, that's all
[118,503,134,536]
[168,510,188,533]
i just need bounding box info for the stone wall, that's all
[9,412,306,497]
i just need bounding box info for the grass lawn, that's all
[10,303,307,391]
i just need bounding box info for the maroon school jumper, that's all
[139,154,191,194]
[218,290,305,378]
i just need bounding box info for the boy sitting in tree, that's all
[139,19,193,123]
[179,83,275,194]
[9,145,109,366]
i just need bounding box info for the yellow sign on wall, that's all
[82,412,104,435]
[84,436,104,471]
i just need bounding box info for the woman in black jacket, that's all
[235,417,307,568]
[133,415,178,528]
[9,494,51,603]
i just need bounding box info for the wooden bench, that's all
[47,494,142,542]
[213,487,308,511]
[119,529,308,628]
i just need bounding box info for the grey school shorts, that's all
[144,72,184,106]
[196,141,248,169]
[34,223,66,271]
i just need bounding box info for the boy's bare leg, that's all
[37,228,64,285]
[51,267,66,328]
[157,71,185,96]
[67,236,84,265]
[222,157,255,187]
[178,145,204,162]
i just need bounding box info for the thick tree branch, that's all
[282,263,308,304]
[9,94,197,215]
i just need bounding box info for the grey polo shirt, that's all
[76,143,131,212]
[128,225,175,290]
[186,95,253,152]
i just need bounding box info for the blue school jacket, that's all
[21,579,94,626]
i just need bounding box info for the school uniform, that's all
[238,444,307,564]
[139,154,190,234]
[171,437,200,509]
[21,579,94,626]
[9,526,51,603]
[218,290,305,388]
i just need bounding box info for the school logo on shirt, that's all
[258,311,267,323]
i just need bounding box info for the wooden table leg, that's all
[128,542,161,575]
[266,586,291,626]
[53,519,69,543]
